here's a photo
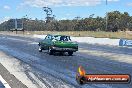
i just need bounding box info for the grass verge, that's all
[0,31,132,39]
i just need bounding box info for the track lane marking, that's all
[0,75,11,88]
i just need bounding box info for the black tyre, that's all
[68,52,73,56]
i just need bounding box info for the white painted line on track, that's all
[0,75,11,88]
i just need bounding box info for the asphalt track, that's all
[0,34,132,88]
[0,81,4,88]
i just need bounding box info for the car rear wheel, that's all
[39,46,42,52]
[68,52,73,56]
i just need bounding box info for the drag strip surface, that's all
[0,34,132,88]
[0,59,27,88]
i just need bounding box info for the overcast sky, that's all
[0,0,132,23]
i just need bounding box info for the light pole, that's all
[15,18,17,34]
[106,0,108,31]
[23,15,28,32]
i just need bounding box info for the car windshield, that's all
[53,35,71,41]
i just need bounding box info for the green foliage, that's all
[0,11,132,32]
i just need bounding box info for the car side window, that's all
[45,35,52,40]
[45,36,48,39]
[68,36,71,41]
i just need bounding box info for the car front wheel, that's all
[48,47,54,55]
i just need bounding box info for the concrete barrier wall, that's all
[71,37,120,46]
[33,34,120,46]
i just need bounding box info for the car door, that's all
[41,35,52,50]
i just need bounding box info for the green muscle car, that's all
[38,34,78,55]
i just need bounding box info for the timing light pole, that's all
[15,18,17,30]
[106,0,108,31]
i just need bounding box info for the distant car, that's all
[38,34,78,55]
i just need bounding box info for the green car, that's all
[38,34,78,55]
